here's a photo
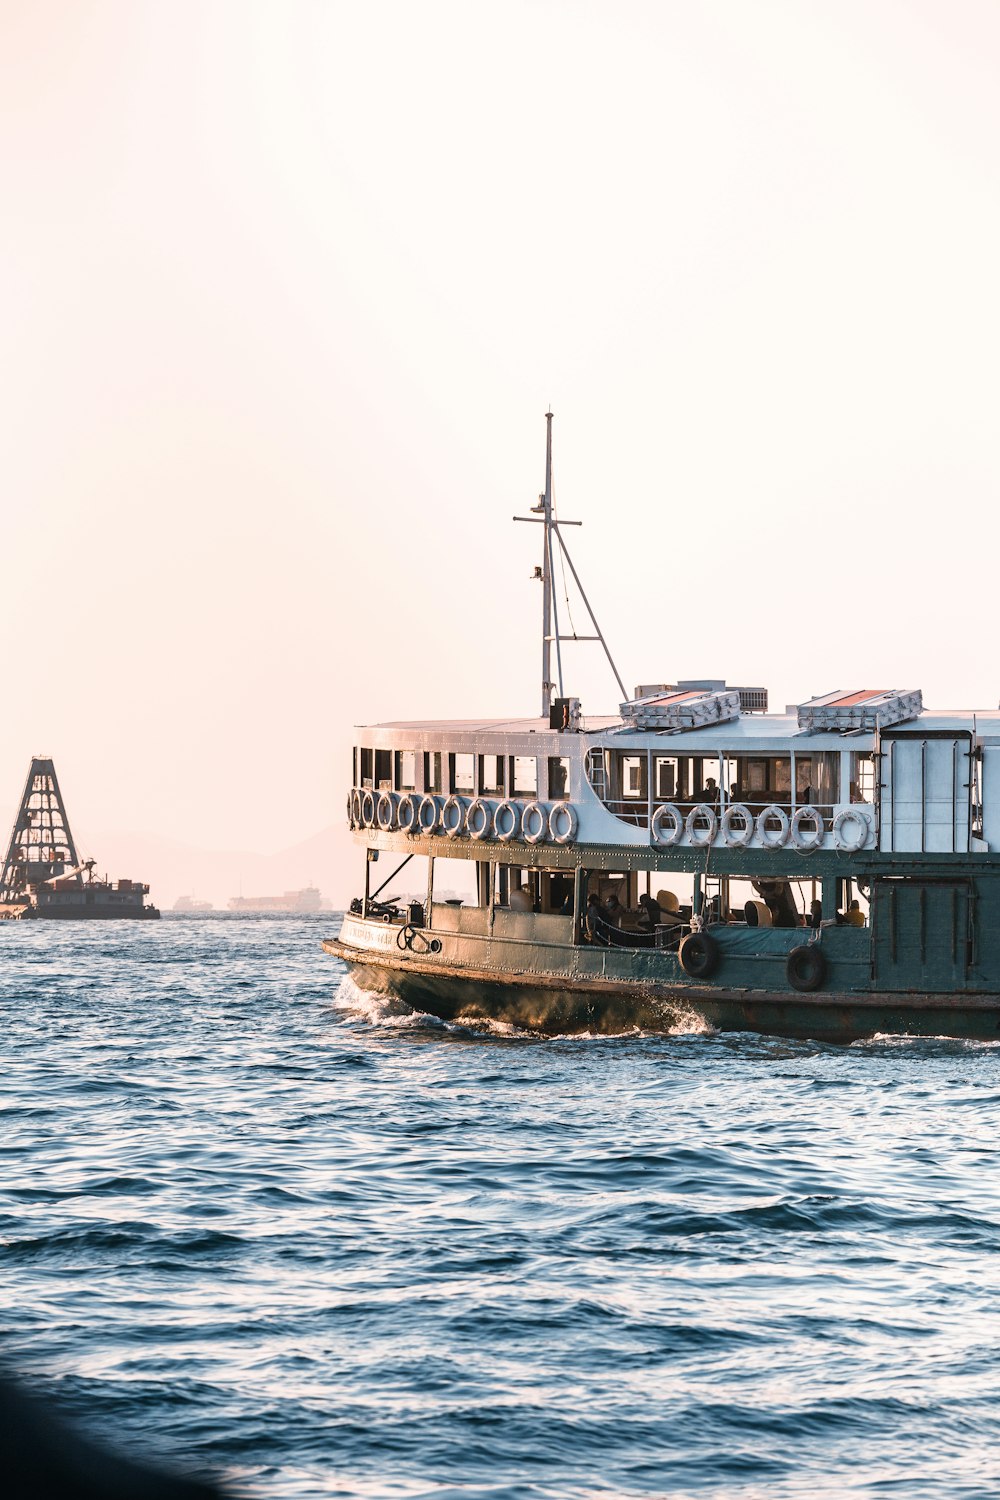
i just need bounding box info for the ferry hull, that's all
[325,939,1000,1044]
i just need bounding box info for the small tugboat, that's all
[325,417,1000,1042]
[0,758,159,920]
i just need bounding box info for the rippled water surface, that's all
[4,915,1000,1498]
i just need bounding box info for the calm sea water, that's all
[3,914,1000,1499]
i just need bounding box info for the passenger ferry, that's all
[325,418,1000,1042]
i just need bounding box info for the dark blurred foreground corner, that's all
[0,1375,229,1500]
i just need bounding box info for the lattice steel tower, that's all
[0,758,82,901]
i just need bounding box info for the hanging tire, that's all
[678,931,719,979]
[786,944,826,992]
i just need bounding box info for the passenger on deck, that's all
[585,892,608,943]
[604,893,623,927]
[698,777,720,806]
[636,892,662,931]
[509,885,533,912]
[807,899,823,929]
[844,899,866,927]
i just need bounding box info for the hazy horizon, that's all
[5,1,1000,899]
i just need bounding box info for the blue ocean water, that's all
[3,915,1000,1499]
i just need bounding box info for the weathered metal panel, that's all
[873,878,972,991]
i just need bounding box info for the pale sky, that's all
[3,1,1000,878]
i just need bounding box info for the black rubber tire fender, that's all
[678,931,720,979]
[786,943,826,993]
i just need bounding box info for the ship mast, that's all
[514,412,627,718]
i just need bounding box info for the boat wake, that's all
[333,973,716,1041]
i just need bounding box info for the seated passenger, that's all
[844,899,866,927]
[509,885,533,912]
[807,899,823,929]
[698,777,720,806]
[604,893,623,927]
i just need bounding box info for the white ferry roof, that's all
[359,705,1000,749]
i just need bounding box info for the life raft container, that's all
[721,803,754,848]
[466,798,494,840]
[756,804,790,849]
[678,930,720,979]
[651,803,683,848]
[833,807,869,851]
[521,801,548,844]
[789,806,824,852]
[685,804,718,847]
[548,802,578,845]
[786,943,826,992]
[493,799,521,842]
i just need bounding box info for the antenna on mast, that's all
[514,412,627,717]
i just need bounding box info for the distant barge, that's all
[0,758,159,920]
[326,416,1000,1043]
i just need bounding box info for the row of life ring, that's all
[650,802,870,853]
[348,789,579,846]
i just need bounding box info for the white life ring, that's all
[376,791,397,832]
[651,802,683,848]
[361,789,377,828]
[790,806,825,852]
[441,794,467,839]
[417,794,440,835]
[466,797,494,840]
[757,804,790,849]
[833,806,869,851]
[521,801,548,844]
[493,799,521,843]
[548,802,578,845]
[721,802,754,849]
[685,804,718,847]
[396,793,417,835]
[350,788,363,828]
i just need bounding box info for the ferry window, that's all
[510,756,537,798]
[654,756,677,800]
[431,857,479,906]
[395,751,416,792]
[796,753,839,809]
[375,750,392,790]
[424,751,443,794]
[360,748,374,788]
[850,752,875,804]
[452,753,475,794]
[548,757,570,800]
[352,747,358,786]
[479,754,504,795]
[621,754,647,801]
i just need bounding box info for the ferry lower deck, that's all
[326,840,1000,1043]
